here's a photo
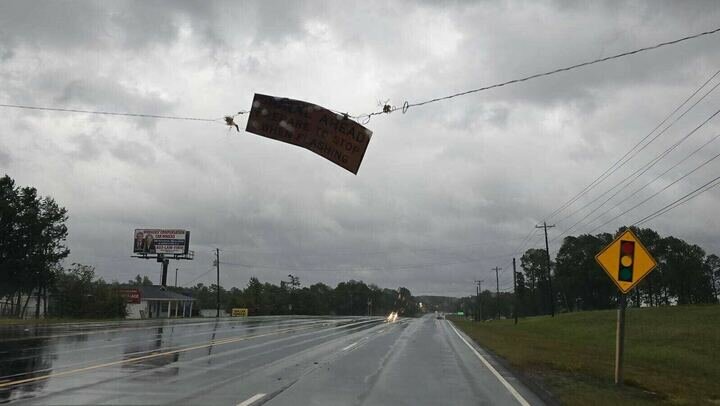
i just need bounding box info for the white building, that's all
[125,286,195,319]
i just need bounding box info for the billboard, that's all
[245,93,373,174]
[133,229,190,255]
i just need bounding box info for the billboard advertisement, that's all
[133,229,190,255]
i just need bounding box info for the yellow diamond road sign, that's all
[595,229,657,294]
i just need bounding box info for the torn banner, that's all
[245,94,373,174]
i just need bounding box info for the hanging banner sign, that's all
[245,93,373,174]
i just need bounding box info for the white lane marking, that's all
[342,342,358,351]
[448,322,531,406]
[237,393,266,406]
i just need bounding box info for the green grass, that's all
[451,305,720,405]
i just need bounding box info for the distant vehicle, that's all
[436,313,444,320]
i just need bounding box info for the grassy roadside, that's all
[450,305,720,405]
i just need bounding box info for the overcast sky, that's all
[2,1,720,296]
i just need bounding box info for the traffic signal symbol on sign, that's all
[595,229,657,294]
[618,241,635,282]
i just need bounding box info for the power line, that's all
[0,103,228,122]
[501,227,538,268]
[543,69,720,222]
[550,78,720,234]
[181,268,215,287]
[354,26,720,121]
[551,105,720,242]
[632,174,720,226]
[588,149,720,233]
[583,131,720,231]
[4,28,718,126]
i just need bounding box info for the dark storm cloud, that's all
[0,1,203,50]
[1,0,720,296]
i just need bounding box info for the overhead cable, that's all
[543,69,720,222]
[0,102,235,122]
[4,28,718,127]
[583,131,720,231]
[354,26,720,121]
[589,149,720,233]
[551,105,720,242]
[632,174,720,226]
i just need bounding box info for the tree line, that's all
[160,278,420,317]
[456,226,720,320]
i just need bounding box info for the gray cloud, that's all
[1,0,720,296]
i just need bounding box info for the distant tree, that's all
[520,248,546,292]
[245,277,263,314]
[50,264,126,318]
[308,282,332,315]
[705,254,720,302]
[658,237,710,304]
[520,248,555,315]
[128,274,153,286]
[0,175,69,318]
[554,233,614,311]
[628,227,662,307]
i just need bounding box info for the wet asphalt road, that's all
[0,315,545,405]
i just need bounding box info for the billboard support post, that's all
[161,258,169,287]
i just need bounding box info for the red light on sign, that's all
[621,241,634,255]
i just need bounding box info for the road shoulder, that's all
[447,319,558,406]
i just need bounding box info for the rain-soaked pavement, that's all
[0,315,545,405]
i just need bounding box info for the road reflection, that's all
[0,337,54,403]
[122,327,179,378]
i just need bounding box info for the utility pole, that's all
[474,280,483,321]
[513,258,518,325]
[536,222,556,317]
[175,268,179,287]
[492,267,502,319]
[215,248,220,318]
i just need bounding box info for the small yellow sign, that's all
[595,229,657,294]
[231,308,249,317]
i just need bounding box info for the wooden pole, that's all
[615,293,627,385]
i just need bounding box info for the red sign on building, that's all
[119,288,141,304]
